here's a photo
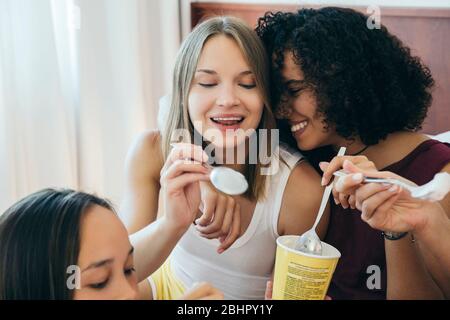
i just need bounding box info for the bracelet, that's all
[382,231,409,241]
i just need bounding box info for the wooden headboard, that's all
[191,2,450,135]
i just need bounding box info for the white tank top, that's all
[169,145,303,299]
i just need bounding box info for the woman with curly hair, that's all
[256,7,450,299]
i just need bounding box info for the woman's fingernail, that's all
[321,177,327,186]
[334,198,339,205]
[389,185,398,192]
[343,159,353,167]
[217,248,224,254]
[352,173,363,181]
[319,162,328,170]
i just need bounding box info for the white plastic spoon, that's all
[170,143,248,195]
[208,165,248,196]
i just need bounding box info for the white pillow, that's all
[429,131,450,144]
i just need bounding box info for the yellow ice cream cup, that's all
[272,235,340,300]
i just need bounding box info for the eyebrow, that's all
[81,247,134,273]
[196,69,253,76]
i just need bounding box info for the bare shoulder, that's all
[129,130,162,158]
[287,160,321,185]
[125,130,164,182]
[285,160,323,199]
[278,161,325,236]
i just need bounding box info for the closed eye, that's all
[287,87,303,96]
[124,267,136,276]
[284,79,309,97]
[89,279,109,290]
[199,83,217,88]
[239,83,256,89]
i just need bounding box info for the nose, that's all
[117,276,139,300]
[216,83,240,108]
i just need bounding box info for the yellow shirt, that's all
[149,259,186,300]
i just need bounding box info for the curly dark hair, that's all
[256,7,435,146]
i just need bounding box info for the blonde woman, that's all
[121,17,326,300]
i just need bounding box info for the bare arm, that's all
[278,161,329,239]
[414,203,450,292]
[331,159,448,299]
[412,163,450,297]
[130,217,187,283]
[122,135,209,281]
[120,130,163,233]
[384,231,443,299]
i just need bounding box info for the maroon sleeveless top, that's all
[324,139,450,299]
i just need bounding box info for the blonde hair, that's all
[162,16,276,200]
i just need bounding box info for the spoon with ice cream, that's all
[171,143,248,196]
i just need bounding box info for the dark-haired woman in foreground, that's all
[0,156,223,299]
[256,7,450,299]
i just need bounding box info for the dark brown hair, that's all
[0,189,113,300]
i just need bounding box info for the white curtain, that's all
[0,0,180,212]
[0,0,79,212]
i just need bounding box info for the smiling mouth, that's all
[211,117,244,126]
[291,120,308,132]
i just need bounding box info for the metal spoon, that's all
[294,147,347,255]
[333,170,450,202]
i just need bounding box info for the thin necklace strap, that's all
[350,145,370,156]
